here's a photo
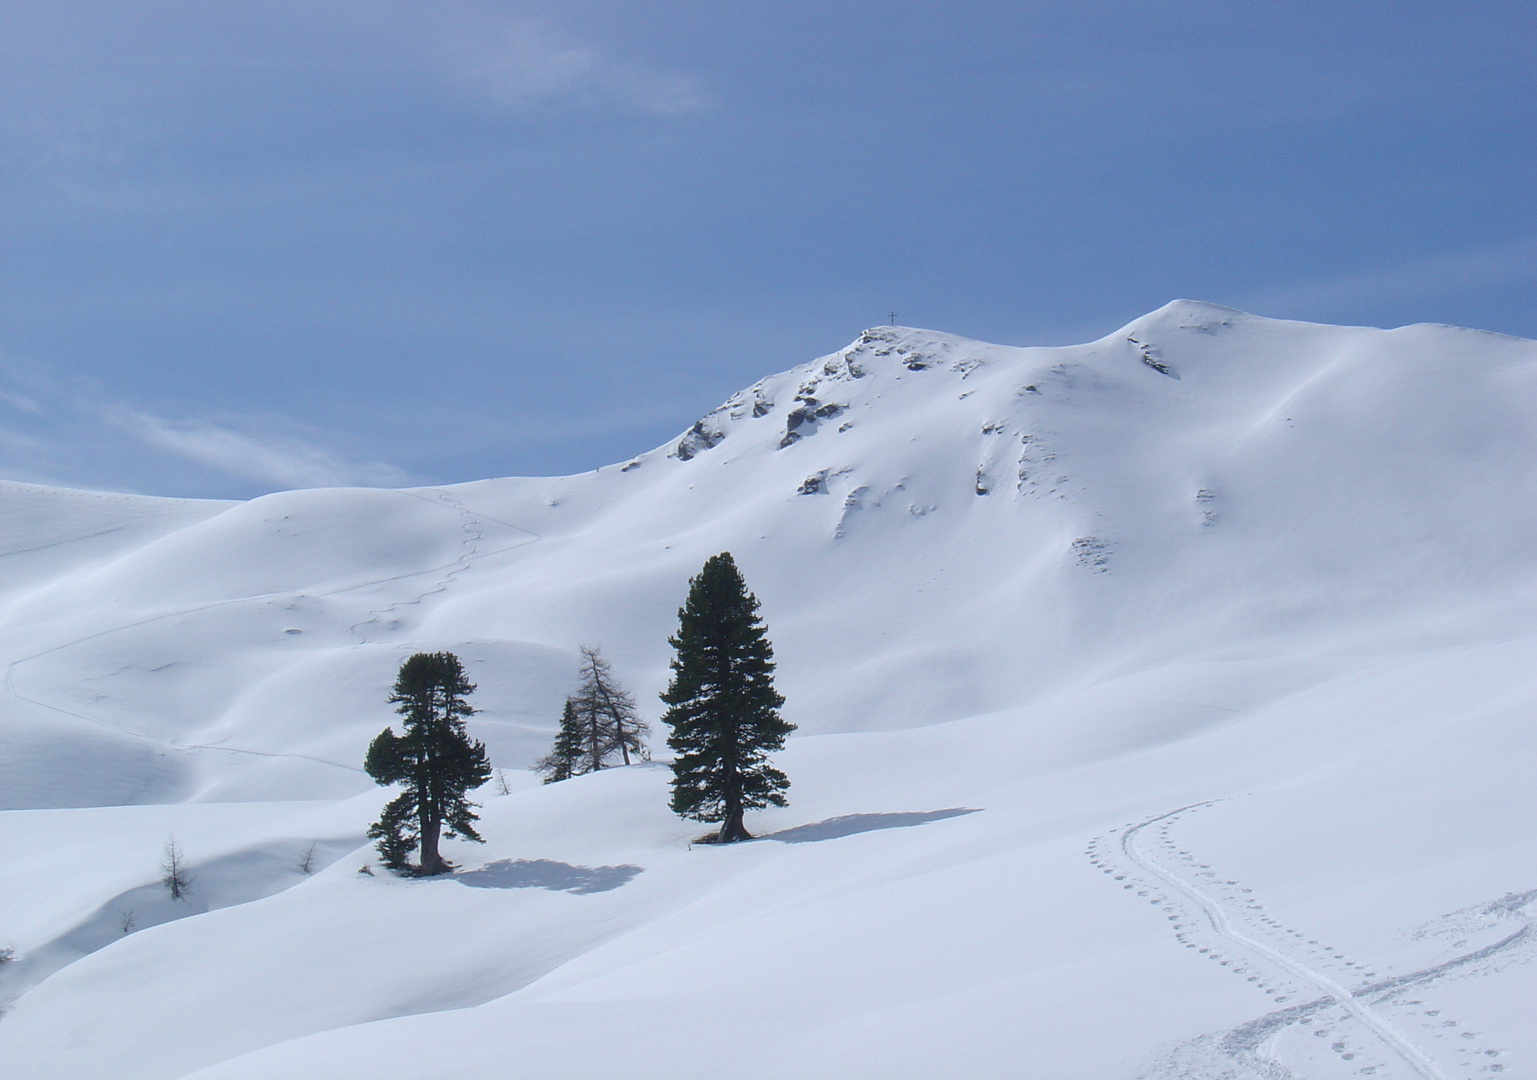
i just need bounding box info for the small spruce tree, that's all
[535,698,586,783]
[661,552,793,842]
[364,651,492,875]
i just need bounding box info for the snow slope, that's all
[1,301,1534,1079]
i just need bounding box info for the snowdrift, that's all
[1,301,1534,1079]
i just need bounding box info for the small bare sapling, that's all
[298,841,318,874]
[161,837,192,900]
[493,768,512,796]
[120,910,137,934]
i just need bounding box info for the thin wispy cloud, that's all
[1240,237,1537,323]
[0,3,713,200]
[101,406,411,490]
[438,19,713,117]
[0,352,414,497]
[0,390,43,415]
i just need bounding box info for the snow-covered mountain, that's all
[1,300,1534,1079]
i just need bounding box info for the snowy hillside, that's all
[1,300,1535,1079]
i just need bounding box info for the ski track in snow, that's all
[0,524,128,561]
[0,489,542,774]
[1089,804,1531,1080]
[1123,803,1449,1080]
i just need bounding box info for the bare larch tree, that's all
[161,837,192,900]
[572,645,649,768]
[536,646,649,782]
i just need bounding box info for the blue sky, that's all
[1,1,1532,498]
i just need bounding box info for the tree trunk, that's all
[713,777,750,848]
[418,816,447,875]
[717,739,750,841]
[594,672,631,766]
[717,804,752,842]
[587,712,605,773]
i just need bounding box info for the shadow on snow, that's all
[0,837,363,1011]
[455,858,643,895]
[767,808,981,844]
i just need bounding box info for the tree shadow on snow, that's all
[455,859,643,895]
[0,836,362,1009]
[768,808,981,844]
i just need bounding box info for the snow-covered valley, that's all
[1,300,1534,1079]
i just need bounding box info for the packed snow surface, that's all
[1,301,1534,1079]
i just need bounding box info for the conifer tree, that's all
[535,697,585,783]
[535,648,650,782]
[364,651,491,875]
[661,552,793,842]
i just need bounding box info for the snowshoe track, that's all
[344,488,540,644]
[1090,803,1534,1079]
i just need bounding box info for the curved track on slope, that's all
[344,488,539,644]
[1092,804,1536,1079]
[1119,804,1449,1080]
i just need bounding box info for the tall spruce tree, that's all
[660,552,793,842]
[534,697,585,783]
[364,651,491,875]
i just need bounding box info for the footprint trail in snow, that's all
[1088,803,1531,1079]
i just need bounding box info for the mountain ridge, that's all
[2,302,1536,1079]
[3,302,1536,809]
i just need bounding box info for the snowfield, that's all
[1,300,1534,1079]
